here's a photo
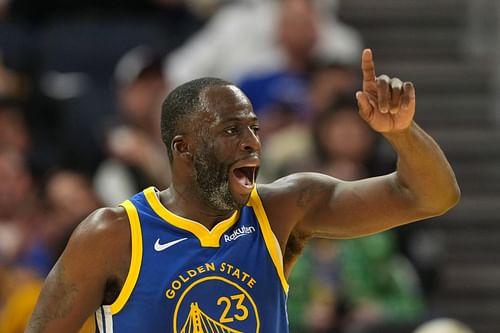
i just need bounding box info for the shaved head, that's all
[161,77,233,161]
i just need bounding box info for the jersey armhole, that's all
[250,187,290,294]
[109,200,143,314]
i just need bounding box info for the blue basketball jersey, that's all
[95,186,289,333]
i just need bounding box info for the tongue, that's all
[234,169,252,187]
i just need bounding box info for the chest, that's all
[123,216,284,332]
[140,218,267,296]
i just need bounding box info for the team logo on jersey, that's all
[223,225,255,243]
[168,262,260,333]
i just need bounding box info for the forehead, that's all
[199,85,255,123]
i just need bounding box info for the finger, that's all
[361,49,377,92]
[401,81,416,110]
[356,91,373,121]
[377,75,390,114]
[390,77,403,114]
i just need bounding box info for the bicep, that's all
[304,172,424,238]
[26,255,102,332]
[27,208,129,332]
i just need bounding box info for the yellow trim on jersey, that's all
[144,187,240,247]
[110,200,143,315]
[249,187,289,294]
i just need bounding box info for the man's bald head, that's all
[161,77,233,161]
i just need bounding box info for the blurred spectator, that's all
[288,239,344,333]
[94,46,171,206]
[0,169,99,332]
[17,169,101,277]
[0,54,33,268]
[288,220,426,332]
[45,170,101,222]
[0,148,43,332]
[340,233,425,332]
[263,94,394,182]
[237,0,318,139]
[165,0,362,86]
[0,54,68,180]
[0,102,30,154]
[308,94,393,179]
[0,268,98,333]
[308,62,359,118]
[0,279,95,332]
[257,64,359,182]
[0,148,38,266]
[413,318,474,333]
[287,246,315,332]
[0,267,41,332]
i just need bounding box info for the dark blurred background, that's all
[0,0,498,332]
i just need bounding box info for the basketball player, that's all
[26,49,460,332]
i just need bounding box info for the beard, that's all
[192,145,241,211]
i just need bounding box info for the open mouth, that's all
[232,166,257,190]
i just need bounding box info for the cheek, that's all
[193,141,226,172]
[210,138,236,163]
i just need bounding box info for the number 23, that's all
[216,294,248,323]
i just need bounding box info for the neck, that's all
[159,184,236,230]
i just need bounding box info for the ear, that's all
[172,135,192,160]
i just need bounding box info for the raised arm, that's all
[26,208,131,333]
[260,49,460,253]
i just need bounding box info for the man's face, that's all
[190,85,261,211]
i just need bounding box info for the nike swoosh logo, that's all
[154,237,188,252]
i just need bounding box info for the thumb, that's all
[356,91,373,121]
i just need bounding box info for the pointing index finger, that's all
[362,48,376,92]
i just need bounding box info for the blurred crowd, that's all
[0,0,465,332]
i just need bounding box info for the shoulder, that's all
[55,206,133,296]
[255,173,341,242]
[257,172,340,207]
[66,206,131,270]
[72,206,130,242]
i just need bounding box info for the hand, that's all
[356,49,416,133]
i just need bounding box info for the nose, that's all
[240,127,261,153]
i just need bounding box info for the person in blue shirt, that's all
[26,49,460,333]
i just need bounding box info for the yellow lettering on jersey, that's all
[205,262,216,272]
[231,268,241,279]
[166,262,216,299]
[219,262,256,289]
[166,261,257,300]
[247,278,256,288]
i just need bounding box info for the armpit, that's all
[283,229,311,277]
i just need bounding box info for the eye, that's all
[251,125,260,135]
[224,127,238,135]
